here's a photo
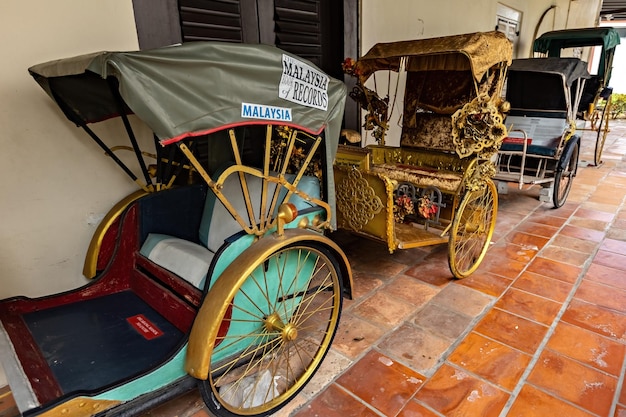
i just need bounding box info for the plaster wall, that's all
[0,0,146,299]
[0,0,146,387]
[359,0,603,146]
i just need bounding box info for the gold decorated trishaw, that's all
[334,31,512,279]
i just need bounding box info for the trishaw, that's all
[494,57,590,208]
[0,42,352,416]
[334,31,512,279]
[533,27,621,166]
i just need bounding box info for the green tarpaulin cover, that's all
[29,42,347,226]
[29,42,346,149]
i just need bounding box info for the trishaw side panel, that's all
[0,193,208,413]
[334,166,395,250]
[84,190,150,279]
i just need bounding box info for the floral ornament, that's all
[342,57,390,145]
[394,194,415,223]
[276,125,292,139]
[341,57,361,77]
[451,94,508,159]
[465,162,497,192]
[417,195,438,219]
[348,85,389,144]
[270,126,323,180]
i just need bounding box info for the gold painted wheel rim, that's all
[448,180,497,279]
[207,244,342,415]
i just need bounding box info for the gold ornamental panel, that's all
[336,168,384,231]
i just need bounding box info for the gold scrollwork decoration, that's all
[465,162,496,192]
[336,168,384,231]
[451,93,509,159]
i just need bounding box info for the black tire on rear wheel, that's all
[553,141,579,208]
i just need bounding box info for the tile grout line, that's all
[605,191,626,417]
[609,343,626,417]
[291,130,625,416]
[394,195,579,413]
[388,187,584,412]
[497,155,620,416]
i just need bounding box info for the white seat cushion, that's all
[140,233,214,288]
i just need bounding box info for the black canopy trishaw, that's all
[494,57,590,208]
[533,27,621,166]
[0,42,352,417]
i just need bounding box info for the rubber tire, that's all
[553,141,579,208]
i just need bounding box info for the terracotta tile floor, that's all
[3,121,626,417]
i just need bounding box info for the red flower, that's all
[342,57,360,76]
[418,196,438,219]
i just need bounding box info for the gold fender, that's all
[185,228,352,379]
[38,397,121,417]
[83,189,150,278]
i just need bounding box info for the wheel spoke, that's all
[449,182,496,278]
[203,244,343,416]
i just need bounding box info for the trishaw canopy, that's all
[506,57,591,114]
[28,42,347,149]
[533,27,620,84]
[353,31,513,83]
[508,57,591,87]
[533,27,621,55]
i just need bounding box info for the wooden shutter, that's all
[178,0,260,43]
[273,0,323,66]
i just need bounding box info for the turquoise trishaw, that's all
[0,42,352,416]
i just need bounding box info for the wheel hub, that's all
[282,323,298,342]
[264,313,298,341]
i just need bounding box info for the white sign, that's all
[241,103,292,121]
[279,54,329,111]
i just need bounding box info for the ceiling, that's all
[600,0,626,22]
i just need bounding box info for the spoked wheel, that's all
[448,179,498,279]
[199,242,343,417]
[553,141,579,208]
[594,96,611,166]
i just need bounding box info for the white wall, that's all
[0,0,146,299]
[611,36,626,94]
[359,0,603,146]
[0,0,145,387]
[602,21,626,94]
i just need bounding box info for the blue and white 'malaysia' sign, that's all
[241,103,293,121]
[279,54,329,111]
